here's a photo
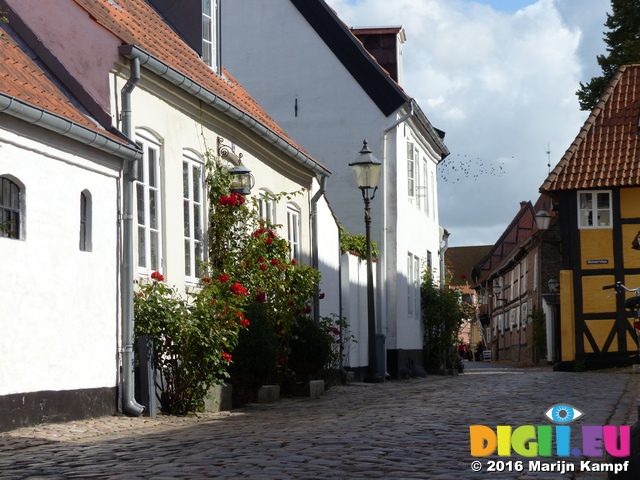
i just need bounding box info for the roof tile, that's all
[542,65,640,192]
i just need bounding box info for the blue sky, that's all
[327,0,612,246]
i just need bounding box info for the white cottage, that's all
[219,0,450,378]
[0,31,141,430]
[3,0,339,424]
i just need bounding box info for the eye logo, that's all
[544,404,583,424]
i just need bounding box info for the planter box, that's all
[306,380,325,398]
[203,383,232,413]
[257,385,280,404]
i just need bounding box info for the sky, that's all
[325,0,612,247]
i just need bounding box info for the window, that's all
[136,134,162,274]
[259,189,276,224]
[79,190,92,251]
[422,157,429,215]
[407,253,421,319]
[183,154,204,279]
[426,250,432,270]
[0,176,21,240]
[202,0,218,70]
[578,191,612,228]
[287,204,300,260]
[407,142,415,198]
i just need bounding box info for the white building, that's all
[0,32,141,430]
[220,0,450,378]
[2,0,340,426]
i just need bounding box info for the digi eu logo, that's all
[469,404,630,458]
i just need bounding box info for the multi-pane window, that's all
[183,154,204,279]
[407,142,415,198]
[422,157,429,216]
[202,0,218,70]
[79,190,92,252]
[407,253,421,319]
[578,191,612,228]
[259,189,276,224]
[136,134,162,274]
[0,176,21,240]
[287,204,300,260]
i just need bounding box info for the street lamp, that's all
[535,203,551,231]
[349,140,383,383]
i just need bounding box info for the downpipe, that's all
[119,57,145,417]
[311,174,328,323]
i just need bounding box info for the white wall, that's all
[0,125,121,395]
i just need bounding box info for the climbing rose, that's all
[270,259,279,266]
[304,305,312,314]
[150,271,164,282]
[221,352,232,363]
[201,277,211,283]
[218,274,229,283]
[240,318,250,328]
[319,293,326,300]
[260,263,267,271]
[230,282,247,296]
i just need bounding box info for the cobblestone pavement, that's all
[2,362,639,480]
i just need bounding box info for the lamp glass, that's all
[229,165,254,195]
[349,140,382,189]
[535,205,551,230]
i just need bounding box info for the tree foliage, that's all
[577,0,640,110]
[421,269,475,370]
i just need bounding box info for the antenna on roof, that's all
[546,142,551,175]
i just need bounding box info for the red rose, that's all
[292,259,297,265]
[201,277,211,283]
[230,282,247,296]
[240,318,250,327]
[270,259,279,266]
[150,271,164,282]
[319,293,326,299]
[221,352,232,363]
[260,264,267,271]
[218,274,229,283]
[304,305,312,314]
[266,237,273,245]
[256,291,266,303]
[259,257,265,263]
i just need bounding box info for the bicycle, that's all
[603,281,640,330]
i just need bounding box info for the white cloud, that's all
[326,0,611,246]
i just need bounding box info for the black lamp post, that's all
[349,140,384,383]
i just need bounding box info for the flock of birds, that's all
[437,152,508,183]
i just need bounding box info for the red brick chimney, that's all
[351,26,406,85]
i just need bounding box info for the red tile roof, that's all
[72,0,311,160]
[0,32,125,143]
[541,65,640,193]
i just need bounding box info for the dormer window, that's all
[202,0,218,71]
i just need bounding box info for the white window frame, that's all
[287,203,300,261]
[202,0,219,71]
[408,254,414,317]
[578,190,612,229]
[183,152,204,281]
[135,133,163,276]
[259,189,276,225]
[407,141,415,198]
[422,157,429,215]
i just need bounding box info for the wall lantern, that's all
[218,137,254,195]
[548,278,560,293]
[535,203,552,231]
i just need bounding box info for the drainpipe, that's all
[311,174,328,323]
[380,102,414,332]
[119,57,145,417]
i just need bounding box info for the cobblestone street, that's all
[2,362,639,479]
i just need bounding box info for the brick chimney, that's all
[351,26,406,85]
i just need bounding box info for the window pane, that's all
[136,184,145,225]
[183,162,189,198]
[579,192,592,210]
[195,241,202,277]
[149,189,157,229]
[202,43,212,66]
[138,226,147,267]
[203,17,212,42]
[597,192,610,209]
[184,200,190,237]
[193,166,201,203]
[598,209,611,226]
[148,149,157,188]
[194,204,201,235]
[10,182,19,209]
[185,239,191,276]
[150,231,159,271]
